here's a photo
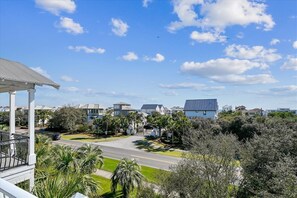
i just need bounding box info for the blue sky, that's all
[0,0,296,110]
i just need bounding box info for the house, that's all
[222,105,232,112]
[264,108,297,116]
[183,99,218,119]
[171,106,184,114]
[235,105,246,111]
[140,104,165,115]
[246,108,263,116]
[75,104,104,121]
[113,102,135,116]
[0,58,59,197]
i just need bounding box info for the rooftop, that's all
[184,99,218,111]
[0,58,60,93]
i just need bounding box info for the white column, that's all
[9,91,16,156]
[29,169,35,192]
[28,89,36,165]
[9,91,16,135]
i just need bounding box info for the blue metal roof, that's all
[184,99,218,111]
[141,104,161,110]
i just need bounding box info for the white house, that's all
[0,58,59,197]
[140,104,165,115]
[75,104,105,121]
[113,102,136,116]
[184,99,218,119]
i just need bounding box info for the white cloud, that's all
[31,67,50,78]
[63,86,79,92]
[143,0,153,7]
[35,0,76,15]
[270,85,297,93]
[270,38,280,46]
[145,53,165,62]
[68,46,105,54]
[168,0,274,32]
[122,52,138,61]
[160,82,225,91]
[111,18,129,37]
[61,75,79,82]
[59,17,84,34]
[163,91,178,96]
[181,58,267,76]
[293,40,297,49]
[190,31,226,43]
[210,74,277,84]
[281,56,297,71]
[225,44,281,62]
[180,58,276,84]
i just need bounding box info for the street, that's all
[54,139,181,170]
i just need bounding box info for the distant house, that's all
[235,105,246,111]
[75,104,104,121]
[183,99,218,119]
[264,108,297,116]
[171,106,184,114]
[222,105,232,112]
[141,104,165,115]
[113,102,135,116]
[246,108,263,116]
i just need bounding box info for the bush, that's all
[77,124,89,132]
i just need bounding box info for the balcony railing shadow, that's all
[0,131,29,171]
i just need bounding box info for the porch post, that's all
[9,91,16,155]
[28,88,36,165]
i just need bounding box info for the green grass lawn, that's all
[101,157,169,184]
[133,138,186,158]
[61,133,129,143]
[92,174,136,198]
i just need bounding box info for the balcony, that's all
[0,131,29,171]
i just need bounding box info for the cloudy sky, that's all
[0,0,296,109]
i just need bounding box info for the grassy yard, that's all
[92,174,136,198]
[101,157,169,184]
[133,139,185,158]
[61,133,129,143]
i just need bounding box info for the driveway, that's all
[95,135,144,151]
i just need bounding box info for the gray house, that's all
[141,104,165,115]
[184,99,218,119]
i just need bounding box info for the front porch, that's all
[0,58,59,194]
[0,131,29,171]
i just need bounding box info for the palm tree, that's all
[34,172,100,198]
[53,145,78,174]
[77,144,103,174]
[111,158,144,198]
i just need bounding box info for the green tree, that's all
[111,158,144,198]
[34,139,102,197]
[168,111,191,144]
[163,132,240,197]
[77,144,103,174]
[49,107,86,131]
[36,110,52,127]
[238,124,297,197]
[147,112,171,137]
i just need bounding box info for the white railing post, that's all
[9,91,16,156]
[28,89,36,166]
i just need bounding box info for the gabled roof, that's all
[141,104,160,110]
[75,104,103,109]
[0,58,60,91]
[184,99,218,111]
[114,102,130,105]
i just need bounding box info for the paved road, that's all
[96,135,144,151]
[54,139,181,170]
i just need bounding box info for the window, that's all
[203,111,206,115]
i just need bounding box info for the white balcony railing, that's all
[0,178,37,198]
